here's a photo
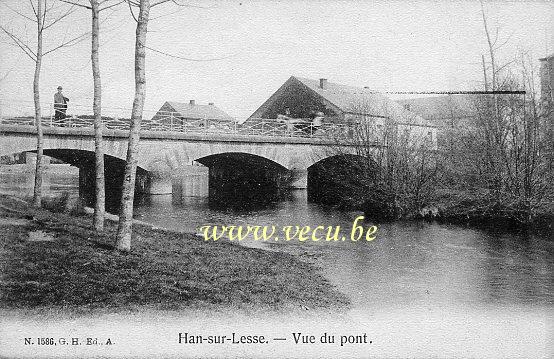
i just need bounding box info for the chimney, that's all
[189,100,195,105]
[319,78,327,89]
[208,102,214,105]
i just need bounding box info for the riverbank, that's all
[422,189,554,230]
[0,194,349,314]
[356,189,554,230]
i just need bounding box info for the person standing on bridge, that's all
[54,86,69,121]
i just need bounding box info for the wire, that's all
[145,46,237,62]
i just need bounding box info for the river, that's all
[1,167,552,357]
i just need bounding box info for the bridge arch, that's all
[195,152,287,171]
[193,152,291,208]
[0,135,151,170]
[173,144,293,169]
[0,146,154,211]
[307,153,378,207]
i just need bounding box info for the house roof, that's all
[164,101,235,121]
[396,95,477,121]
[255,76,433,127]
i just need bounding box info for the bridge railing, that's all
[144,111,238,133]
[0,105,356,139]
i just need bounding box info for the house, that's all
[148,100,235,131]
[249,76,437,147]
[396,95,478,148]
[396,95,477,127]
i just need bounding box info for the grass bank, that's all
[0,194,349,314]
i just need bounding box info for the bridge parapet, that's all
[0,111,354,141]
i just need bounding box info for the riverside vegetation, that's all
[322,56,553,228]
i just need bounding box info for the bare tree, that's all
[438,2,554,223]
[320,98,438,220]
[114,0,228,251]
[115,0,151,251]
[90,0,106,231]
[57,0,124,232]
[0,1,87,207]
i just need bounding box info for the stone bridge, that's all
[0,125,370,206]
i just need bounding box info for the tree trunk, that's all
[116,0,150,251]
[32,0,44,208]
[91,0,105,231]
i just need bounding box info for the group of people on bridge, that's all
[277,108,324,135]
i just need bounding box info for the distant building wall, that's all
[540,55,553,126]
[540,55,553,103]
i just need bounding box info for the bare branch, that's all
[99,0,125,11]
[29,0,38,18]
[42,0,48,31]
[59,0,92,9]
[1,2,37,23]
[168,0,214,9]
[151,0,171,7]
[127,0,138,22]
[43,30,90,56]
[0,25,37,61]
[491,26,500,48]
[46,0,57,16]
[147,0,213,21]
[493,31,514,51]
[43,7,78,30]
[495,59,516,74]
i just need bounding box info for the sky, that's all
[0,0,552,119]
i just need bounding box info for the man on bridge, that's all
[54,86,69,121]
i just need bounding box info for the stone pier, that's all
[143,161,173,195]
[289,169,308,189]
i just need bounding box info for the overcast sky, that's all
[0,0,552,119]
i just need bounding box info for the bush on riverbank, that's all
[424,189,554,227]
[0,195,349,313]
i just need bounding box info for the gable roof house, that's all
[396,95,481,149]
[251,76,432,125]
[147,100,235,132]
[249,76,437,146]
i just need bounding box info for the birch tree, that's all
[115,0,150,251]
[57,0,124,231]
[0,1,87,207]
[90,0,106,231]
[115,0,221,251]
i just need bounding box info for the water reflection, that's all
[1,169,553,311]
[0,167,79,198]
